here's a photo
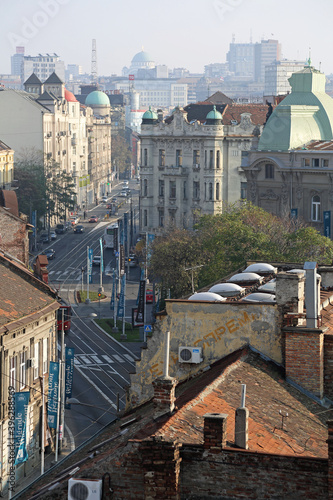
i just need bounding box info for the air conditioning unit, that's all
[68,478,102,500]
[178,346,202,364]
[26,358,35,369]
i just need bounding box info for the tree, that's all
[148,228,204,298]
[111,133,132,177]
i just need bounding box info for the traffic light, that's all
[98,292,102,298]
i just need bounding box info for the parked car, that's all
[89,215,98,223]
[70,216,80,226]
[74,225,84,234]
[55,223,65,234]
[92,255,101,266]
[50,230,57,240]
[42,248,56,260]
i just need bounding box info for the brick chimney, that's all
[152,376,177,419]
[203,413,227,452]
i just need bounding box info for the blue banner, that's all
[124,212,128,243]
[99,238,104,272]
[290,208,298,219]
[136,267,145,305]
[110,269,116,312]
[88,248,93,284]
[47,361,59,429]
[117,274,126,318]
[147,233,155,263]
[324,211,331,239]
[65,348,75,409]
[14,392,30,465]
[119,219,124,246]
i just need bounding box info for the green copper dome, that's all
[85,91,110,107]
[259,67,333,151]
[132,50,153,63]
[206,105,222,121]
[142,106,158,120]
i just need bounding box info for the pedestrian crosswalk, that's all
[49,269,101,282]
[74,352,135,366]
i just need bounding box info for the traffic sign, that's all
[144,325,152,333]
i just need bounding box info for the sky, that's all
[1,0,333,76]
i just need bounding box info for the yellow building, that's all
[0,140,14,190]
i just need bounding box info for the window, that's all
[144,210,148,226]
[19,351,26,389]
[204,150,207,167]
[176,150,182,167]
[209,183,213,200]
[144,149,148,166]
[169,180,176,199]
[209,150,214,168]
[158,209,164,227]
[265,163,274,179]
[322,159,329,167]
[216,182,220,200]
[183,181,187,199]
[143,179,148,197]
[34,342,39,380]
[9,356,16,390]
[302,158,310,167]
[43,338,48,374]
[193,150,200,166]
[159,180,164,197]
[159,149,165,167]
[193,181,200,200]
[241,182,247,200]
[216,150,220,169]
[311,195,321,221]
[312,158,320,168]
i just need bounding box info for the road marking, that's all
[124,354,135,362]
[77,355,91,364]
[75,365,117,409]
[91,355,103,364]
[102,355,113,363]
[112,354,125,363]
[65,423,76,452]
[74,358,81,365]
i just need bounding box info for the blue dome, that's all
[132,50,153,63]
[85,91,110,107]
[206,105,222,121]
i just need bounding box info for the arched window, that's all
[311,195,321,221]
[216,182,220,200]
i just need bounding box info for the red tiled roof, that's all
[222,103,271,126]
[296,140,333,151]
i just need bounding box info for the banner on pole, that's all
[14,391,30,465]
[120,245,125,276]
[47,361,59,429]
[110,269,116,312]
[65,348,75,409]
[88,248,93,283]
[136,280,146,323]
[119,219,124,246]
[124,212,128,243]
[117,274,126,318]
[99,238,104,272]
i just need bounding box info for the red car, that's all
[146,289,153,304]
[89,216,98,223]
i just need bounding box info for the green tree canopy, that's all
[148,203,333,299]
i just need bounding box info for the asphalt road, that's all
[40,181,147,450]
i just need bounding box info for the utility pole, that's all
[184,264,204,293]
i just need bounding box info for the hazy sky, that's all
[1,0,333,76]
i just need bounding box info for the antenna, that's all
[91,38,98,86]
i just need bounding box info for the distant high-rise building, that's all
[10,46,25,77]
[264,60,306,97]
[22,53,65,83]
[254,39,281,83]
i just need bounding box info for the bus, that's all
[104,222,119,249]
[57,299,72,332]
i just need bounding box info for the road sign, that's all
[144,325,152,333]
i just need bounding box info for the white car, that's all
[101,195,108,203]
[92,255,101,266]
[119,190,129,197]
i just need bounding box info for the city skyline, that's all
[1,0,333,77]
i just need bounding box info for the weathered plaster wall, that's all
[128,301,281,408]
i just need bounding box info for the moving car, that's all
[92,255,101,266]
[55,223,65,234]
[70,216,80,226]
[40,231,49,244]
[89,215,98,223]
[74,224,84,234]
[126,254,137,267]
[50,230,57,240]
[119,190,129,197]
[42,248,56,260]
[102,195,108,203]
[146,289,153,304]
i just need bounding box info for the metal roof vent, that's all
[243,263,277,275]
[209,283,246,297]
[258,282,276,294]
[188,292,226,302]
[227,272,263,284]
[241,293,276,303]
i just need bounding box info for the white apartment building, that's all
[22,53,65,85]
[139,103,267,232]
[264,60,306,96]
